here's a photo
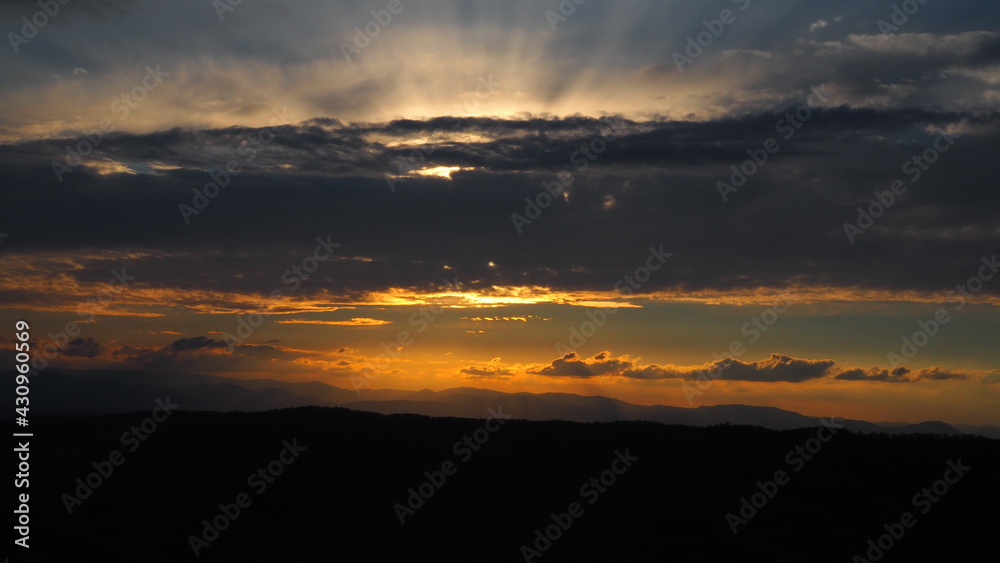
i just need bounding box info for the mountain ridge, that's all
[4,368,990,437]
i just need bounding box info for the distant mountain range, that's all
[6,369,999,438]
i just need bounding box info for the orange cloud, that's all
[274,318,392,326]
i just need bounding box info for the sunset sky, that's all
[1,0,999,425]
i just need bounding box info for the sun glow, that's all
[411,166,465,180]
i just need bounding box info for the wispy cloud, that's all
[275,318,393,326]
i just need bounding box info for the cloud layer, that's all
[525,351,981,384]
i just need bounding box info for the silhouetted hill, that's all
[955,424,1000,440]
[3,370,337,415]
[0,369,973,436]
[17,407,1000,562]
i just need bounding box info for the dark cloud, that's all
[104,337,234,371]
[616,353,836,383]
[30,336,278,374]
[835,366,912,383]
[459,364,514,378]
[532,351,632,378]
[526,351,979,384]
[62,337,104,358]
[835,366,970,383]
[712,354,836,383]
[2,111,998,309]
[170,337,227,353]
[914,367,969,381]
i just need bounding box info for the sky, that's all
[1,0,999,425]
